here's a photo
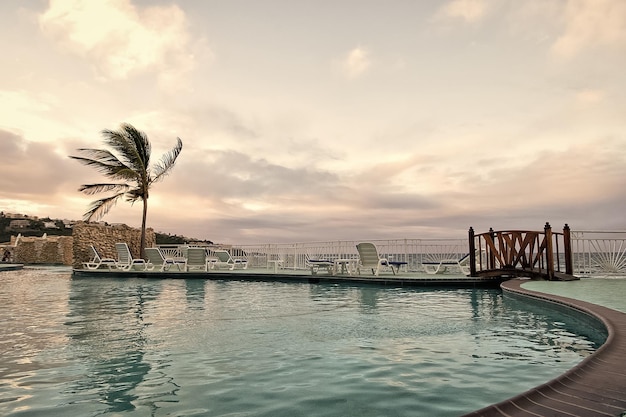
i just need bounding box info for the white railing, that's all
[157,230,626,276]
[570,231,626,275]
[236,239,470,271]
[160,238,469,272]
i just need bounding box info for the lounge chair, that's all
[423,253,471,275]
[83,245,117,270]
[458,254,471,275]
[115,242,147,271]
[356,242,393,276]
[306,256,334,275]
[186,247,208,271]
[211,249,248,270]
[145,247,186,272]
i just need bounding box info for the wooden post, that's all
[563,224,573,276]
[468,227,476,276]
[544,222,554,280]
[488,227,496,270]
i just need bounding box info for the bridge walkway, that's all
[469,223,577,281]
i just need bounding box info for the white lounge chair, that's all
[306,256,334,275]
[83,245,117,270]
[186,247,208,271]
[211,249,248,270]
[145,247,186,272]
[356,242,393,276]
[458,253,471,275]
[423,253,471,275]
[115,242,147,271]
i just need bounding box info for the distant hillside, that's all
[0,212,211,245]
[0,212,71,243]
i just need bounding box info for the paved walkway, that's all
[463,279,626,417]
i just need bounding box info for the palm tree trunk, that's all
[140,197,148,259]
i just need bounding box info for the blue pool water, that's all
[0,267,606,416]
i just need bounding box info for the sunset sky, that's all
[1,0,625,244]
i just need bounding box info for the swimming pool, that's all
[0,267,606,416]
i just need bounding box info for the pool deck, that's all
[70,266,508,288]
[463,279,626,417]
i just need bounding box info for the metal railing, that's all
[236,239,471,271]
[156,229,626,276]
[159,238,469,273]
[570,231,626,275]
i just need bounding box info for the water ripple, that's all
[0,269,603,417]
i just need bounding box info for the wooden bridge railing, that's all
[468,223,573,280]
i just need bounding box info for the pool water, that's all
[0,267,605,417]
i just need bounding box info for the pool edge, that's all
[462,278,626,417]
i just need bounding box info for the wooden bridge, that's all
[468,223,577,281]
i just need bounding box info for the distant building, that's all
[8,219,31,229]
[5,213,38,220]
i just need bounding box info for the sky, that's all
[1,0,625,244]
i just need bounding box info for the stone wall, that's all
[13,234,73,265]
[72,223,155,269]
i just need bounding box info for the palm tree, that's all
[70,123,183,258]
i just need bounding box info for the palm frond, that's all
[83,193,125,222]
[70,148,121,165]
[69,151,137,182]
[78,183,131,196]
[101,127,135,163]
[125,187,146,203]
[124,123,151,170]
[152,137,183,183]
[102,124,151,174]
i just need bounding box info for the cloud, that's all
[158,135,625,242]
[552,0,626,58]
[2,122,625,244]
[39,0,196,86]
[0,89,79,145]
[0,130,90,216]
[436,0,490,23]
[3,0,625,245]
[459,139,626,214]
[575,88,605,105]
[337,47,371,79]
[161,149,341,203]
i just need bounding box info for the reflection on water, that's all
[64,279,170,413]
[184,279,206,310]
[0,268,605,417]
